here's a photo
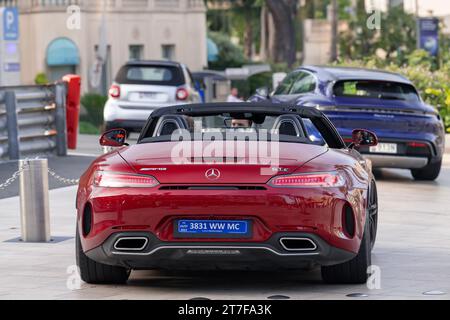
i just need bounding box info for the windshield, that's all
[333,80,420,101]
[274,71,316,95]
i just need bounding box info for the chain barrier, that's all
[0,156,80,190]
[0,162,27,190]
[47,168,80,185]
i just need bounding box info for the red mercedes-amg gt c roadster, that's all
[76,103,379,284]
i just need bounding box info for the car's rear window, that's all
[333,80,420,101]
[115,65,184,86]
[140,112,328,147]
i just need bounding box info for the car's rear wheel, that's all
[76,229,130,284]
[321,217,372,284]
[411,160,441,181]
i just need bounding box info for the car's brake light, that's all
[407,142,428,148]
[269,172,345,188]
[176,88,189,101]
[94,171,159,188]
[109,85,121,99]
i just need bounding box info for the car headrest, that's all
[154,115,190,137]
[272,115,304,137]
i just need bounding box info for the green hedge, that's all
[34,72,49,85]
[80,94,108,128]
[79,121,101,135]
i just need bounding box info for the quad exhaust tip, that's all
[113,236,316,252]
[279,237,317,252]
[114,237,148,251]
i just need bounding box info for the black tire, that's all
[76,230,130,284]
[321,217,372,284]
[411,160,442,181]
[368,181,378,250]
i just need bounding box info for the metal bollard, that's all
[19,159,51,242]
[204,76,214,103]
[5,91,20,160]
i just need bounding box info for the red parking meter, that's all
[63,74,81,150]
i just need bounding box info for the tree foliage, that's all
[339,7,417,64]
[206,0,262,59]
[208,31,247,70]
[265,0,299,66]
[230,0,263,58]
[378,8,417,61]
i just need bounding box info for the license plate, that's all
[370,143,398,154]
[175,220,251,238]
[139,92,157,100]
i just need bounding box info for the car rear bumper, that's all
[85,231,356,270]
[364,155,429,169]
[79,185,367,254]
[354,137,443,169]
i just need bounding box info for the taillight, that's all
[94,171,159,188]
[269,172,345,188]
[407,142,428,148]
[109,85,121,99]
[176,88,189,101]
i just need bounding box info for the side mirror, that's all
[255,86,270,99]
[351,129,378,148]
[99,128,128,147]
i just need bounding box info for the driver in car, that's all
[231,119,253,128]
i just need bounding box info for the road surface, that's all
[0,154,449,299]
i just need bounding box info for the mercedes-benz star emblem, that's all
[205,168,221,181]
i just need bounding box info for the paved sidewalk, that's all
[0,186,77,299]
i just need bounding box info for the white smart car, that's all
[104,60,201,134]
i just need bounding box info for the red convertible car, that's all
[76,103,379,284]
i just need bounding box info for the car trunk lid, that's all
[119,142,328,184]
[323,97,437,138]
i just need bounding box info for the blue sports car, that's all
[250,66,446,181]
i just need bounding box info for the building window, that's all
[129,45,144,61]
[162,44,175,61]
